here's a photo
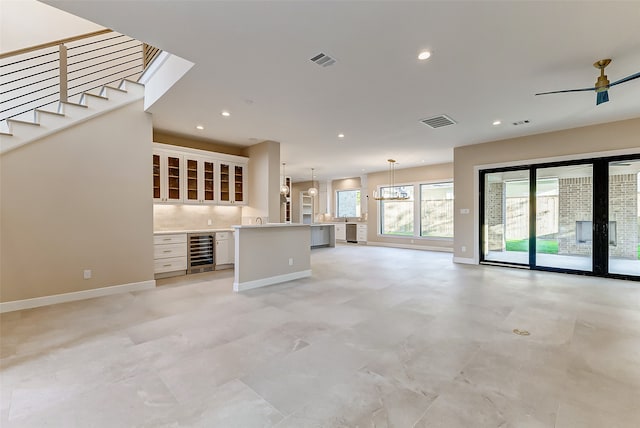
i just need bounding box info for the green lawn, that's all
[505,239,558,254]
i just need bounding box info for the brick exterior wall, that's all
[609,173,638,259]
[558,177,592,256]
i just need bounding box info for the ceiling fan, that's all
[535,59,640,105]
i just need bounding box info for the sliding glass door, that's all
[535,164,593,272]
[482,169,530,265]
[480,155,639,280]
[608,160,640,276]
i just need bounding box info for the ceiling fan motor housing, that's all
[595,75,610,92]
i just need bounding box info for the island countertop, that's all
[232,223,310,229]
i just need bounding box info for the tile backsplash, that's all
[153,204,242,231]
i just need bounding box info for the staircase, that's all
[0,79,144,153]
[0,30,158,154]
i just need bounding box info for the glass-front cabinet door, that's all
[218,162,246,204]
[219,163,231,203]
[234,165,245,203]
[153,151,182,203]
[183,157,216,204]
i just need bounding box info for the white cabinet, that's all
[311,225,333,248]
[154,233,187,275]
[218,162,247,205]
[357,224,368,242]
[184,156,216,204]
[215,231,235,267]
[335,224,346,241]
[153,143,248,206]
[153,151,183,203]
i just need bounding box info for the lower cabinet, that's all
[335,224,346,241]
[215,231,235,268]
[357,224,368,242]
[154,234,187,277]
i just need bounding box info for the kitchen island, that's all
[232,223,311,292]
[310,224,336,248]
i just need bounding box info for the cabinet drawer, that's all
[357,232,367,241]
[154,243,187,259]
[215,231,230,240]
[357,225,367,231]
[154,256,187,273]
[154,234,187,245]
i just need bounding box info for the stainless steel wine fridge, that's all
[187,233,215,274]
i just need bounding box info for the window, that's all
[380,186,414,235]
[336,189,361,218]
[420,182,454,238]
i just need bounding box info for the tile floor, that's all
[1,245,639,427]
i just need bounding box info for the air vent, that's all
[310,52,336,67]
[512,120,531,126]
[420,115,457,129]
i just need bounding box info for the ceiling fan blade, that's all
[535,87,595,96]
[596,90,609,105]
[610,71,640,87]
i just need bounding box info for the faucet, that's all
[256,216,263,225]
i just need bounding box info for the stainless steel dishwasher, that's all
[187,232,215,273]
[346,223,358,243]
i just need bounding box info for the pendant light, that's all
[308,168,318,197]
[373,159,410,200]
[280,162,290,195]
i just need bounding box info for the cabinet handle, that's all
[163,238,171,241]
[163,264,171,267]
[163,250,171,253]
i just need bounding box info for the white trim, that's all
[453,256,476,264]
[0,280,156,313]
[367,241,453,252]
[137,51,170,85]
[153,142,248,164]
[233,270,312,292]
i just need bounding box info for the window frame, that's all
[377,179,454,240]
[419,181,455,239]
[335,188,361,218]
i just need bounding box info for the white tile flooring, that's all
[1,245,640,427]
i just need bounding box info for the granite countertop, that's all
[154,228,234,235]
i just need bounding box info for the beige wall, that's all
[245,141,280,223]
[234,225,311,287]
[0,0,104,54]
[153,129,247,157]
[453,117,640,262]
[1,101,154,303]
[366,163,454,249]
[153,205,242,231]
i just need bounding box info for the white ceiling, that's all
[44,1,640,182]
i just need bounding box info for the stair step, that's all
[60,101,88,109]
[35,109,65,117]
[82,93,109,101]
[104,85,128,93]
[7,118,40,127]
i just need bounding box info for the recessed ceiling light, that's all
[418,51,431,60]
[196,125,204,130]
[221,111,231,117]
[338,133,345,138]
[492,120,501,126]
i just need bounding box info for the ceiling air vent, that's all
[512,120,531,126]
[310,52,336,67]
[420,115,457,129]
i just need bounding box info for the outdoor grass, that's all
[505,239,559,254]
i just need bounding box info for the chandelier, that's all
[373,159,410,201]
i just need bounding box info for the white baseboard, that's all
[0,280,156,313]
[453,257,476,264]
[367,242,454,253]
[234,270,312,292]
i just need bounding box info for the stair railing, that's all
[0,29,160,122]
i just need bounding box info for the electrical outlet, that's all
[461,246,467,253]
[207,219,212,226]
[460,208,470,214]
[83,269,92,279]
[410,239,415,244]
[288,258,294,266]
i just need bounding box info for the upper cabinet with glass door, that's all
[153,150,183,203]
[218,162,247,205]
[153,143,248,206]
[183,155,216,204]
